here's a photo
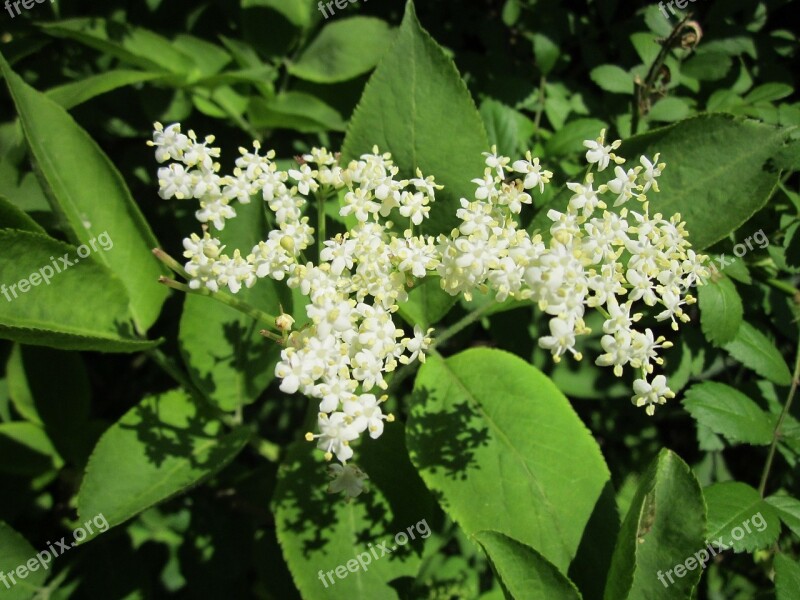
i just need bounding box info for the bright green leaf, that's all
[603,449,705,600]
[288,17,394,83]
[775,554,800,600]
[396,277,457,329]
[45,70,163,110]
[249,92,346,132]
[179,200,288,411]
[0,195,44,234]
[589,65,633,95]
[698,275,743,346]
[474,531,582,600]
[723,322,792,386]
[546,118,608,157]
[0,54,169,333]
[647,97,691,122]
[78,389,251,529]
[342,0,489,234]
[242,0,315,28]
[480,98,536,158]
[407,348,615,576]
[0,521,47,599]
[766,495,800,539]
[273,424,436,600]
[682,382,774,446]
[0,422,63,476]
[0,230,157,352]
[704,481,781,553]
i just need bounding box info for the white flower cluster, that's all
[149,122,436,474]
[150,123,708,488]
[436,130,708,415]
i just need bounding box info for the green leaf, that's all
[766,495,800,539]
[647,97,691,123]
[473,531,582,600]
[342,0,489,234]
[242,0,314,28]
[0,521,47,599]
[546,118,608,157]
[681,52,733,81]
[745,83,794,104]
[173,34,232,77]
[40,19,194,74]
[0,54,169,333]
[774,554,800,600]
[529,116,790,249]
[273,424,436,600]
[530,33,560,75]
[78,389,251,529]
[407,348,615,575]
[698,275,743,346]
[603,449,706,600]
[288,17,394,83]
[179,200,287,411]
[45,70,163,110]
[396,277,457,329]
[0,230,158,352]
[0,422,63,476]
[704,482,781,553]
[0,195,44,233]
[682,382,774,446]
[249,92,346,133]
[479,98,536,158]
[589,65,633,95]
[723,322,792,386]
[6,344,92,463]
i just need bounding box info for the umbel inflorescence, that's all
[149,123,708,496]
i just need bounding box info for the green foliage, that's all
[603,449,706,600]
[0,0,798,597]
[342,0,489,234]
[78,389,251,529]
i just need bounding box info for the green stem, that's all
[758,338,800,497]
[316,189,327,256]
[533,75,546,142]
[765,278,798,297]
[431,301,497,351]
[152,248,189,280]
[159,277,279,331]
[385,302,498,396]
[632,14,693,135]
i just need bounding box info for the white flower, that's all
[640,154,665,194]
[158,164,194,200]
[288,164,319,196]
[483,145,511,179]
[343,394,392,438]
[150,122,190,163]
[308,412,359,462]
[583,129,622,171]
[632,375,675,416]
[606,166,642,207]
[538,318,582,362]
[196,198,236,230]
[512,151,553,193]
